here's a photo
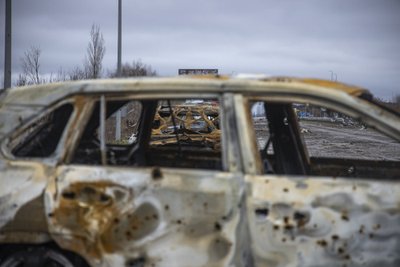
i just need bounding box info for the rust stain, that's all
[299,78,370,97]
[52,181,161,259]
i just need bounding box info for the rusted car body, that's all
[0,76,399,266]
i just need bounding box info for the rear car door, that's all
[236,93,400,267]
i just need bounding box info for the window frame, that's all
[2,98,77,164]
[65,92,237,172]
[239,92,400,175]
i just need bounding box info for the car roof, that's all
[1,76,371,107]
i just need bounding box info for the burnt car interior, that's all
[71,98,223,170]
[253,101,400,179]
[7,96,398,179]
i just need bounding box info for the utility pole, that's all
[329,70,334,81]
[329,70,338,82]
[4,0,12,89]
[115,0,122,140]
[117,0,122,77]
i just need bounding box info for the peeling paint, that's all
[246,175,400,267]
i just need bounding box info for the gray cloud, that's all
[0,0,399,99]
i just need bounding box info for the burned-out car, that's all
[0,76,399,267]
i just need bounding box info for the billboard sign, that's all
[178,69,218,75]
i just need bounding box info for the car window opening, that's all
[71,98,222,170]
[249,101,400,179]
[10,103,73,158]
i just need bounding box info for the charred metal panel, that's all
[0,162,51,243]
[45,166,248,266]
[246,175,400,267]
[0,106,43,136]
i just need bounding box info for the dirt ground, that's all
[300,120,400,161]
[253,118,400,161]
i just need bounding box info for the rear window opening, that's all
[249,101,400,179]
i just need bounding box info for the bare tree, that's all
[15,73,28,87]
[48,67,69,83]
[84,24,106,79]
[69,66,86,81]
[21,46,42,85]
[109,60,157,78]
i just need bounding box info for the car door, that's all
[45,93,252,267]
[235,93,400,267]
[0,99,76,242]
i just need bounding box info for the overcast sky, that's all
[0,0,399,99]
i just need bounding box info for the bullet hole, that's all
[164,205,169,211]
[317,240,328,247]
[215,222,222,231]
[344,254,351,260]
[176,219,182,224]
[293,211,310,228]
[221,216,227,220]
[282,238,287,242]
[255,208,269,218]
[151,167,163,180]
[369,233,374,239]
[114,218,120,224]
[62,191,76,199]
[145,216,150,221]
[203,202,208,208]
[153,214,158,220]
[283,188,289,193]
[331,235,339,240]
[283,216,289,224]
[131,225,138,230]
[47,213,54,217]
[341,214,349,221]
[126,231,132,237]
[359,225,364,234]
[273,225,280,230]
[338,247,344,254]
